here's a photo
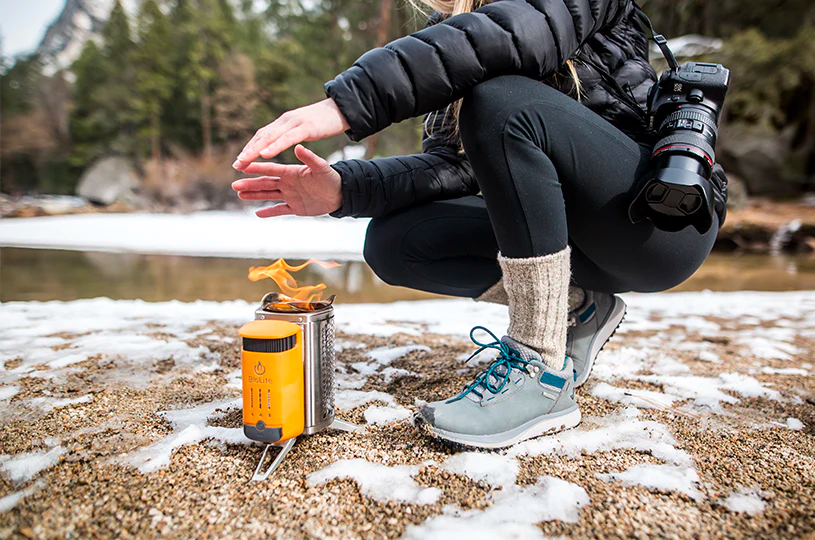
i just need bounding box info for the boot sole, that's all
[575,297,627,388]
[413,406,581,450]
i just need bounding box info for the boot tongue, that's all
[501,336,542,363]
[464,337,537,403]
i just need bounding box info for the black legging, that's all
[363,76,718,297]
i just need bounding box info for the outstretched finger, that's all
[258,127,307,160]
[256,203,295,219]
[238,161,296,176]
[234,119,292,169]
[294,144,332,173]
[232,177,280,192]
[237,190,283,201]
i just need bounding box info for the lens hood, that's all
[629,167,716,234]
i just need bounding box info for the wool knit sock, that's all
[476,277,582,311]
[498,246,571,370]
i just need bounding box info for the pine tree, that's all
[100,0,137,155]
[69,41,108,167]
[170,0,235,161]
[214,52,259,142]
[133,0,173,162]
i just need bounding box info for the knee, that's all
[460,76,520,128]
[461,75,556,122]
[362,217,403,286]
[460,76,556,152]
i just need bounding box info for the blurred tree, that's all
[3,0,811,197]
[69,41,108,168]
[2,55,76,193]
[100,0,137,155]
[169,0,236,162]
[0,55,39,115]
[68,0,137,170]
[261,0,422,160]
[214,52,260,142]
[133,0,174,163]
[717,27,815,190]
[639,0,815,39]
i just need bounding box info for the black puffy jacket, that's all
[325,0,727,225]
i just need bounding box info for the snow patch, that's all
[367,345,430,366]
[590,382,680,410]
[334,339,367,352]
[0,385,20,401]
[0,481,45,513]
[591,346,689,381]
[721,488,766,515]
[403,477,588,538]
[307,459,441,505]
[380,367,417,384]
[335,390,395,410]
[735,327,801,360]
[507,408,691,466]
[760,367,808,376]
[785,418,804,430]
[635,373,780,409]
[598,463,703,500]
[0,446,66,484]
[26,394,92,412]
[0,211,370,261]
[440,452,518,488]
[696,350,721,363]
[363,404,411,425]
[124,398,246,473]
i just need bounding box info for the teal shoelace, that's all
[447,326,531,404]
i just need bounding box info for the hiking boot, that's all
[412,327,581,449]
[567,291,626,388]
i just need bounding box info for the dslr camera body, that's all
[628,27,731,234]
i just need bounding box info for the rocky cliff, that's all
[34,0,137,76]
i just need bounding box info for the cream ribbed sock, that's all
[475,279,584,312]
[498,247,571,369]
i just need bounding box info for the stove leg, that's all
[251,437,297,482]
[329,418,361,433]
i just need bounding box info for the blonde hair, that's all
[411,0,582,143]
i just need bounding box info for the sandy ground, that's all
[0,294,813,539]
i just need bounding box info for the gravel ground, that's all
[0,297,813,539]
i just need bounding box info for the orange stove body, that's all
[239,320,304,444]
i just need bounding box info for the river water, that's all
[1,247,813,303]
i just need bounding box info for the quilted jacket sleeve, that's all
[329,109,478,218]
[325,0,628,141]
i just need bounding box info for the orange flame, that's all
[248,258,341,305]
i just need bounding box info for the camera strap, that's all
[631,2,679,71]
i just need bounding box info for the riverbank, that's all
[1,197,813,257]
[716,198,815,253]
[1,292,813,538]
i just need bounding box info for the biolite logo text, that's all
[253,361,266,376]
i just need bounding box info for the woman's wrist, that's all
[320,98,351,133]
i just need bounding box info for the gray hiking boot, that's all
[567,291,627,388]
[412,327,581,449]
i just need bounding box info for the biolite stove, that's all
[239,268,359,481]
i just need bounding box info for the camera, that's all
[628,61,731,234]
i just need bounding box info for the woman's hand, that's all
[232,98,350,171]
[232,144,342,218]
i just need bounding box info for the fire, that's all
[248,258,341,307]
